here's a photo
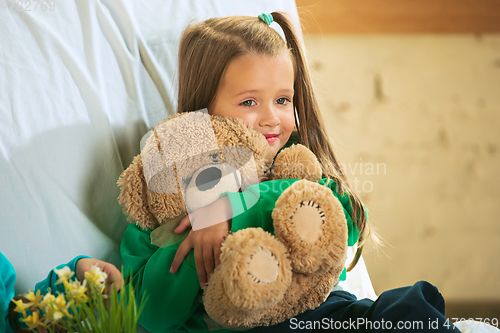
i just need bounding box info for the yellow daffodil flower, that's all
[11,298,33,314]
[42,292,56,303]
[13,265,142,332]
[21,310,45,329]
[67,279,88,302]
[54,266,74,285]
[53,309,65,320]
[85,264,108,292]
[41,306,56,323]
[40,292,57,320]
[54,294,72,318]
[25,290,43,306]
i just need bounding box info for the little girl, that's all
[120,12,460,333]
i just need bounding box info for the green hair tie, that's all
[258,12,273,26]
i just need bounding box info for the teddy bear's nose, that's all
[185,163,242,215]
[195,167,222,191]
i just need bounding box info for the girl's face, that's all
[210,53,295,157]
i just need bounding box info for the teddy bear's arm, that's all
[121,224,204,332]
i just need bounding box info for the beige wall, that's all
[304,34,500,301]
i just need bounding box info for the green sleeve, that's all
[34,255,90,295]
[318,178,360,247]
[318,179,361,281]
[120,224,212,333]
[225,179,300,234]
[225,179,360,245]
[1,252,16,333]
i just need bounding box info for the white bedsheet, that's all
[0,0,377,319]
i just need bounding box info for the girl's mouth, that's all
[264,134,279,144]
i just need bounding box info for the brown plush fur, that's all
[203,228,293,326]
[204,180,347,328]
[117,113,274,229]
[272,180,348,275]
[269,144,322,182]
[117,113,348,328]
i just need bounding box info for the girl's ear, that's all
[117,154,157,230]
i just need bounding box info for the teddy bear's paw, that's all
[272,180,348,274]
[246,246,280,284]
[215,228,292,312]
[269,144,322,182]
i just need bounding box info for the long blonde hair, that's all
[177,12,370,271]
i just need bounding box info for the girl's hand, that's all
[170,196,232,288]
[76,258,122,293]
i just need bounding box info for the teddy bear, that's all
[117,110,348,329]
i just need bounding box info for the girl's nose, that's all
[259,104,280,128]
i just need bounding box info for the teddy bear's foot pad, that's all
[289,200,325,244]
[247,247,279,284]
[272,180,348,274]
[209,228,292,312]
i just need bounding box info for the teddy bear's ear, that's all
[117,154,158,230]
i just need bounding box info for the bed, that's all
[0,0,377,331]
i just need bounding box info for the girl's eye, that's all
[241,100,256,107]
[276,98,289,105]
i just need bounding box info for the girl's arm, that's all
[1,252,16,333]
[34,256,122,295]
[34,255,91,295]
[226,179,359,246]
[170,197,232,288]
[121,224,209,333]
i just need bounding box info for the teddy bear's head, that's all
[118,111,274,230]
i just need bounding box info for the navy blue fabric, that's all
[250,281,460,332]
